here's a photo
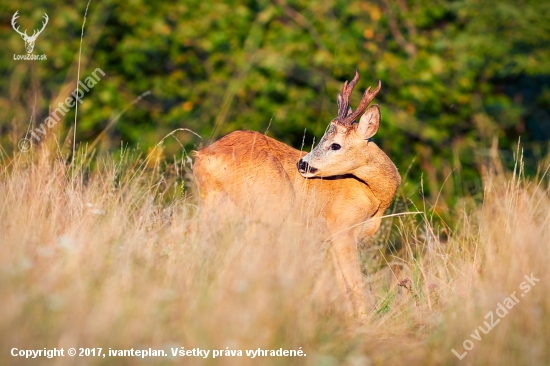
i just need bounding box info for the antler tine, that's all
[11,10,28,37]
[341,79,382,126]
[336,70,360,122]
[34,13,49,37]
[11,11,19,28]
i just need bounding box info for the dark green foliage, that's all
[1,0,549,208]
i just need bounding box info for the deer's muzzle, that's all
[297,159,318,176]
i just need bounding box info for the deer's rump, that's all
[193,131,304,222]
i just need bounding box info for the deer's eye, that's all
[330,143,341,151]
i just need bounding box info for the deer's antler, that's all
[336,71,381,126]
[11,11,28,38]
[30,13,49,39]
[336,71,360,122]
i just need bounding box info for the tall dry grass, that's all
[0,143,549,366]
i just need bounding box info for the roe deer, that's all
[193,71,400,317]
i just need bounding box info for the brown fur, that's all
[194,130,400,317]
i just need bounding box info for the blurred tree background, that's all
[1,0,550,211]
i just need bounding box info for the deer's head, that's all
[298,71,382,178]
[11,11,49,54]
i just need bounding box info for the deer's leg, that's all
[330,234,371,318]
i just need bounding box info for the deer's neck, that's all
[351,142,401,211]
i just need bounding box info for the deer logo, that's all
[11,11,49,54]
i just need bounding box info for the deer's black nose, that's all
[297,159,317,174]
[297,159,308,173]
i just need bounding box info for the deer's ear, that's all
[357,105,380,139]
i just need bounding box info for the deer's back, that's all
[194,130,302,195]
